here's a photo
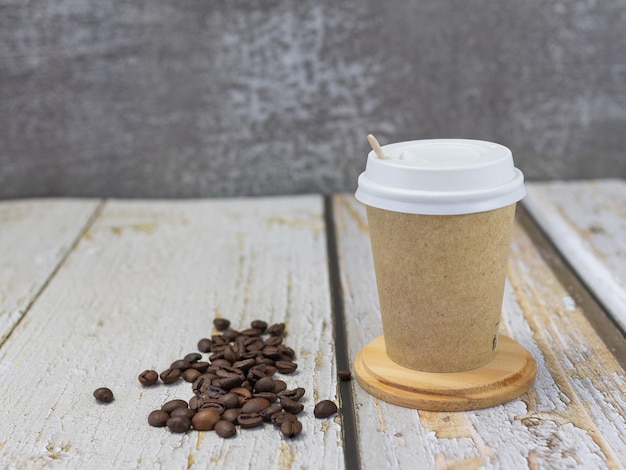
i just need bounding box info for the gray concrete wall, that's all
[1,0,625,199]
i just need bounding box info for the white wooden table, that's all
[1,180,625,470]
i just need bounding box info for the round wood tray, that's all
[354,335,536,411]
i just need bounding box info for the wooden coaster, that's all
[354,335,536,411]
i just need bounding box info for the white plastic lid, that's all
[355,139,526,215]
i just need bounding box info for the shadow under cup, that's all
[366,203,517,373]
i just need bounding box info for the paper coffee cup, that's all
[355,139,526,372]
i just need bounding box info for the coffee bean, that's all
[191,361,210,372]
[184,352,202,363]
[167,416,191,433]
[214,420,237,438]
[218,392,240,409]
[213,318,231,331]
[275,360,297,374]
[170,407,195,419]
[93,387,114,403]
[182,368,202,383]
[232,358,256,372]
[338,370,352,381]
[222,329,240,341]
[268,323,285,336]
[191,409,220,431]
[170,359,191,371]
[161,399,188,414]
[251,320,268,331]
[280,397,304,415]
[221,408,241,424]
[160,368,181,384]
[259,404,283,422]
[197,338,212,352]
[264,336,283,347]
[148,410,169,427]
[280,419,303,438]
[240,327,263,337]
[222,346,238,364]
[314,400,338,419]
[230,387,252,406]
[253,392,277,403]
[238,412,264,428]
[280,387,305,401]
[138,370,159,386]
[213,376,242,390]
[271,412,298,427]
[241,397,270,414]
[198,401,225,415]
[273,380,287,393]
[254,376,277,393]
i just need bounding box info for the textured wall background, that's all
[1,0,625,198]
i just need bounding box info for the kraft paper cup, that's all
[355,139,526,372]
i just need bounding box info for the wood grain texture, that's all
[0,199,101,344]
[525,179,626,332]
[334,194,626,469]
[0,196,342,469]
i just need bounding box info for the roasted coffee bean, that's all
[278,346,295,358]
[148,409,169,427]
[314,400,338,419]
[232,358,256,372]
[138,370,159,386]
[192,409,221,431]
[230,387,252,406]
[280,419,302,438]
[199,401,225,415]
[271,412,298,427]
[261,346,281,359]
[240,327,263,337]
[189,395,207,412]
[280,397,304,415]
[244,337,265,351]
[338,370,352,381]
[197,338,212,352]
[93,387,114,403]
[259,404,283,422]
[204,385,228,399]
[160,368,181,384]
[218,392,240,409]
[170,359,191,371]
[241,397,270,414]
[191,361,210,372]
[210,358,232,369]
[161,399,188,413]
[250,320,268,331]
[215,365,244,378]
[275,360,297,374]
[221,408,241,424]
[238,412,264,428]
[253,392,277,403]
[182,368,202,383]
[280,387,305,401]
[213,376,242,390]
[222,329,240,341]
[167,416,191,433]
[222,346,238,364]
[214,420,237,438]
[254,376,277,393]
[264,336,283,347]
[211,335,227,346]
[268,323,285,336]
[213,318,231,331]
[184,352,202,363]
[273,380,287,393]
[170,407,195,419]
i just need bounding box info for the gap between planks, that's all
[518,203,626,369]
[0,199,105,348]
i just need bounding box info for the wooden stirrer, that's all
[367,134,389,160]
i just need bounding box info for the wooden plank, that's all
[525,179,626,332]
[0,196,343,469]
[334,194,626,470]
[0,198,101,344]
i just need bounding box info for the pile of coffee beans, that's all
[139,318,340,439]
